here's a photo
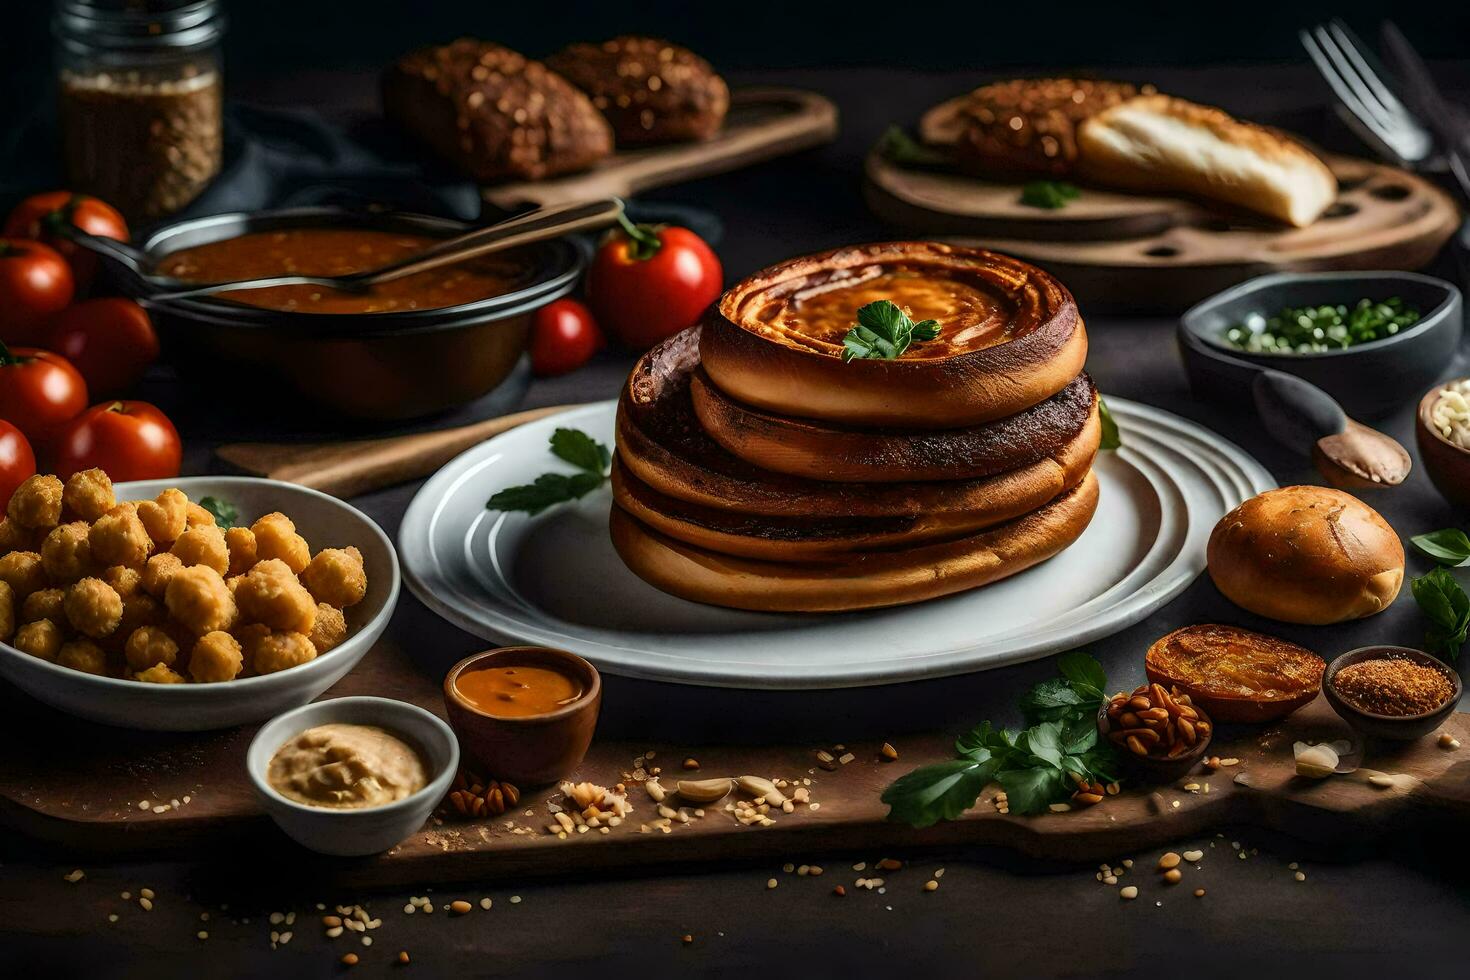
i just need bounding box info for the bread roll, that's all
[925,78,1152,177]
[1207,486,1404,625]
[1077,95,1337,227]
[546,37,728,146]
[383,39,613,182]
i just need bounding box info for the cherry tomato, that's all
[586,216,722,349]
[0,239,74,346]
[0,420,36,509]
[54,400,181,482]
[3,192,130,294]
[530,298,602,376]
[0,343,89,447]
[48,298,160,397]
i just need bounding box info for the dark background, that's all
[5,0,1469,97]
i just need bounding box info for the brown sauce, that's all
[157,228,530,314]
[454,665,584,718]
[754,268,1016,359]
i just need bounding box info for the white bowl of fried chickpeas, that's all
[0,471,399,731]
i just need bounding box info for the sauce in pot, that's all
[453,664,585,718]
[157,228,531,314]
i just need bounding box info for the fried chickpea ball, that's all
[301,548,367,608]
[142,552,184,597]
[41,522,93,584]
[7,474,64,530]
[13,619,63,661]
[117,592,163,639]
[57,639,108,675]
[190,631,244,683]
[103,564,143,599]
[134,663,186,684]
[185,502,216,528]
[63,468,115,523]
[171,523,229,576]
[0,551,47,600]
[0,580,13,642]
[0,517,35,553]
[64,577,124,639]
[235,559,316,634]
[21,587,65,625]
[251,630,317,675]
[307,602,347,654]
[225,527,258,577]
[136,488,189,546]
[164,565,238,635]
[124,625,178,673]
[252,513,310,574]
[89,506,152,568]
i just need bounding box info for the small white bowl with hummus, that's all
[247,696,458,856]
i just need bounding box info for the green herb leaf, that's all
[877,125,955,168]
[549,427,612,475]
[486,429,612,515]
[996,766,1070,815]
[954,720,1016,759]
[1056,650,1107,700]
[198,496,238,529]
[880,757,1002,828]
[841,300,943,363]
[1020,180,1081,209]
[1411,566,1470,660]
[1018,678,1087,723]
[1098,398,1122,451]
[1411,528,1470,567]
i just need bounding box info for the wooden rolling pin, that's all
[214,404,577,498]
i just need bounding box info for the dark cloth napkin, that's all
[1,103,723,242]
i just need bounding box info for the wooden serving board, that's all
[3,628,1468,889]
[481,88,838,211]
[865,152,1461,310]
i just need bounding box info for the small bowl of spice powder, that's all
[1324,646,1461,740]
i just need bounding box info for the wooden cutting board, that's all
[3,629,1467,889]
[865,152,1461,310]
[481,88,838,211]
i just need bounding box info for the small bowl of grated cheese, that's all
[1417,377,1470,508]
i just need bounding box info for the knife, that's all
[1381,21,1470,203]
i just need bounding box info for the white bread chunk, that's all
[1077,95,1337,227]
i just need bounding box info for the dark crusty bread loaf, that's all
[383,39,613,182]
[545,36,728,146]
[923,78,1153,178]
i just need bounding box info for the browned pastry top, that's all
[546,36,729,144]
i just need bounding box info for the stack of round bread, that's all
[610,241,1102,612]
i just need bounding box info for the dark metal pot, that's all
[116,207,583,421]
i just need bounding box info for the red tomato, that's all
[54,400,181,482]
[0,420,36,508]
[48,298,160,397]
[3,192,130,293]
[0,343,89,447]
[530,298,602,376]
[0,239,74,346]
[586,217,722,349]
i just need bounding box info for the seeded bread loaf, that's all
[545,37,728,146]
[383,39,613,182]
[923,78,1153,178]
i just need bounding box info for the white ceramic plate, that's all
[0,477,400,730]
[400,399,1273,689]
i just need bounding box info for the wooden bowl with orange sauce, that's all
[442,646,601,787]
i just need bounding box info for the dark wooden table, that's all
[4,64,1470,978]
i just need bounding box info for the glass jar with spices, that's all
[53,0,225,223]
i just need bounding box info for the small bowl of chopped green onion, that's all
[1179,271,1462,418]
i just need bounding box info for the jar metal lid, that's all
[54,0,226,54]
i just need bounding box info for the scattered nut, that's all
[880,742,899,761]
[1120,886,1139,900]
[737,775,786,806]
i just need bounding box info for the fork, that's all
[1299,20,1435,169]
